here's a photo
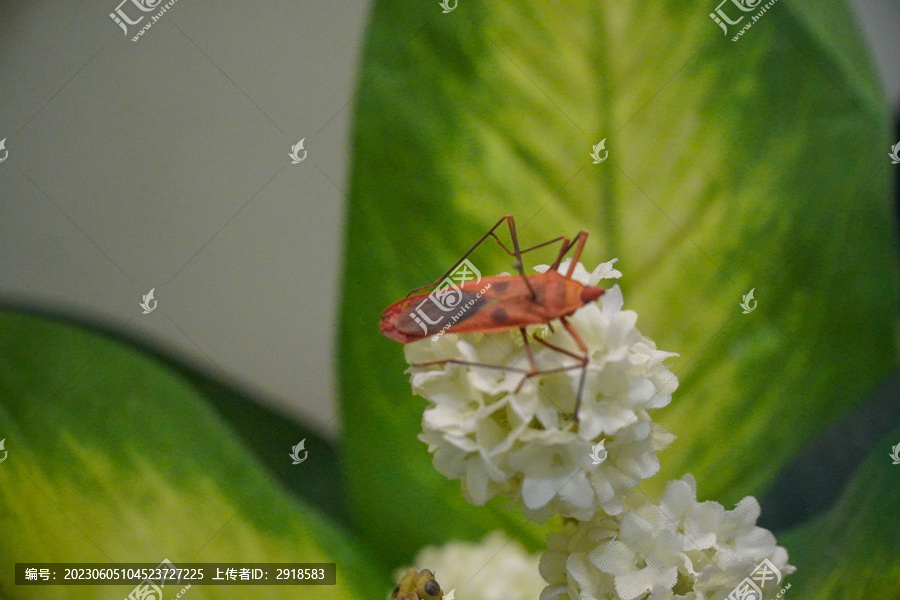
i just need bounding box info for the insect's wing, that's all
[382,288,489,341]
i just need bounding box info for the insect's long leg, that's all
[486,216,546,301]
[513,326,585,417]
[565,231,589,278]
[559,315,591,417]
[409,355,587,425]
[405,215,518,297]
[410,359,528,374]
[410,327,588,422]
[519,327,537,369]
[408,358,586,382]
[411,329,537,382]
[511,362,587,393]
[514,327,540,392]
[490,235,567,261]
[531,335,584,362]
[550,231,590,277]
[487,217,572,300]
[502,215,539,300]
[406,215,556,300]
[531,327,589,424]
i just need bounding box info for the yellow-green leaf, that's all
[339,0,898,567]
[0,311,386,599]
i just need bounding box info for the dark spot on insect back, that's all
[492,280,510,293]
[492,307,509,324]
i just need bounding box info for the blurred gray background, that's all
[0,0,897,438]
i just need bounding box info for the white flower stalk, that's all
[398,531,545,600]
[398,258,794,599]
[406,259,678,521]
[539,476,795,600]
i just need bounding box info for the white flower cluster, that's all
[401,531,545,600]
[408,259,678,521]
[401,259,794,600]
[540,476,795,600]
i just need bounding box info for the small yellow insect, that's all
[391,567,444,600]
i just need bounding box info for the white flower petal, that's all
[404,532,544,600]
[541,478,793,600]
[601,284,624,314]
[590,258,623,284]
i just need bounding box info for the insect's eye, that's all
[424,580,441,596]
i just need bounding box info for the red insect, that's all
[379,215,605,414]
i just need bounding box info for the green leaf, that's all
[780,426,900,597]
[0,311,387,599]
[340,0,898,565]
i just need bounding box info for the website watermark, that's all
[889,141,900,165]
[289,439,308,464]
[429,282,492,341]
[289,139,307,164]
[727,558,789,600]
[709,0,780,41]
[109,0,182,42]
[124,558,190,600]
[140,288,157,314]
[588,440,607,465]
[740,288,756,314]
[590,139,608,164]
[405,259,491,340]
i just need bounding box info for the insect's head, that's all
[581,285,605,304]
[391,567,444,600]
[418,570,443,600]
